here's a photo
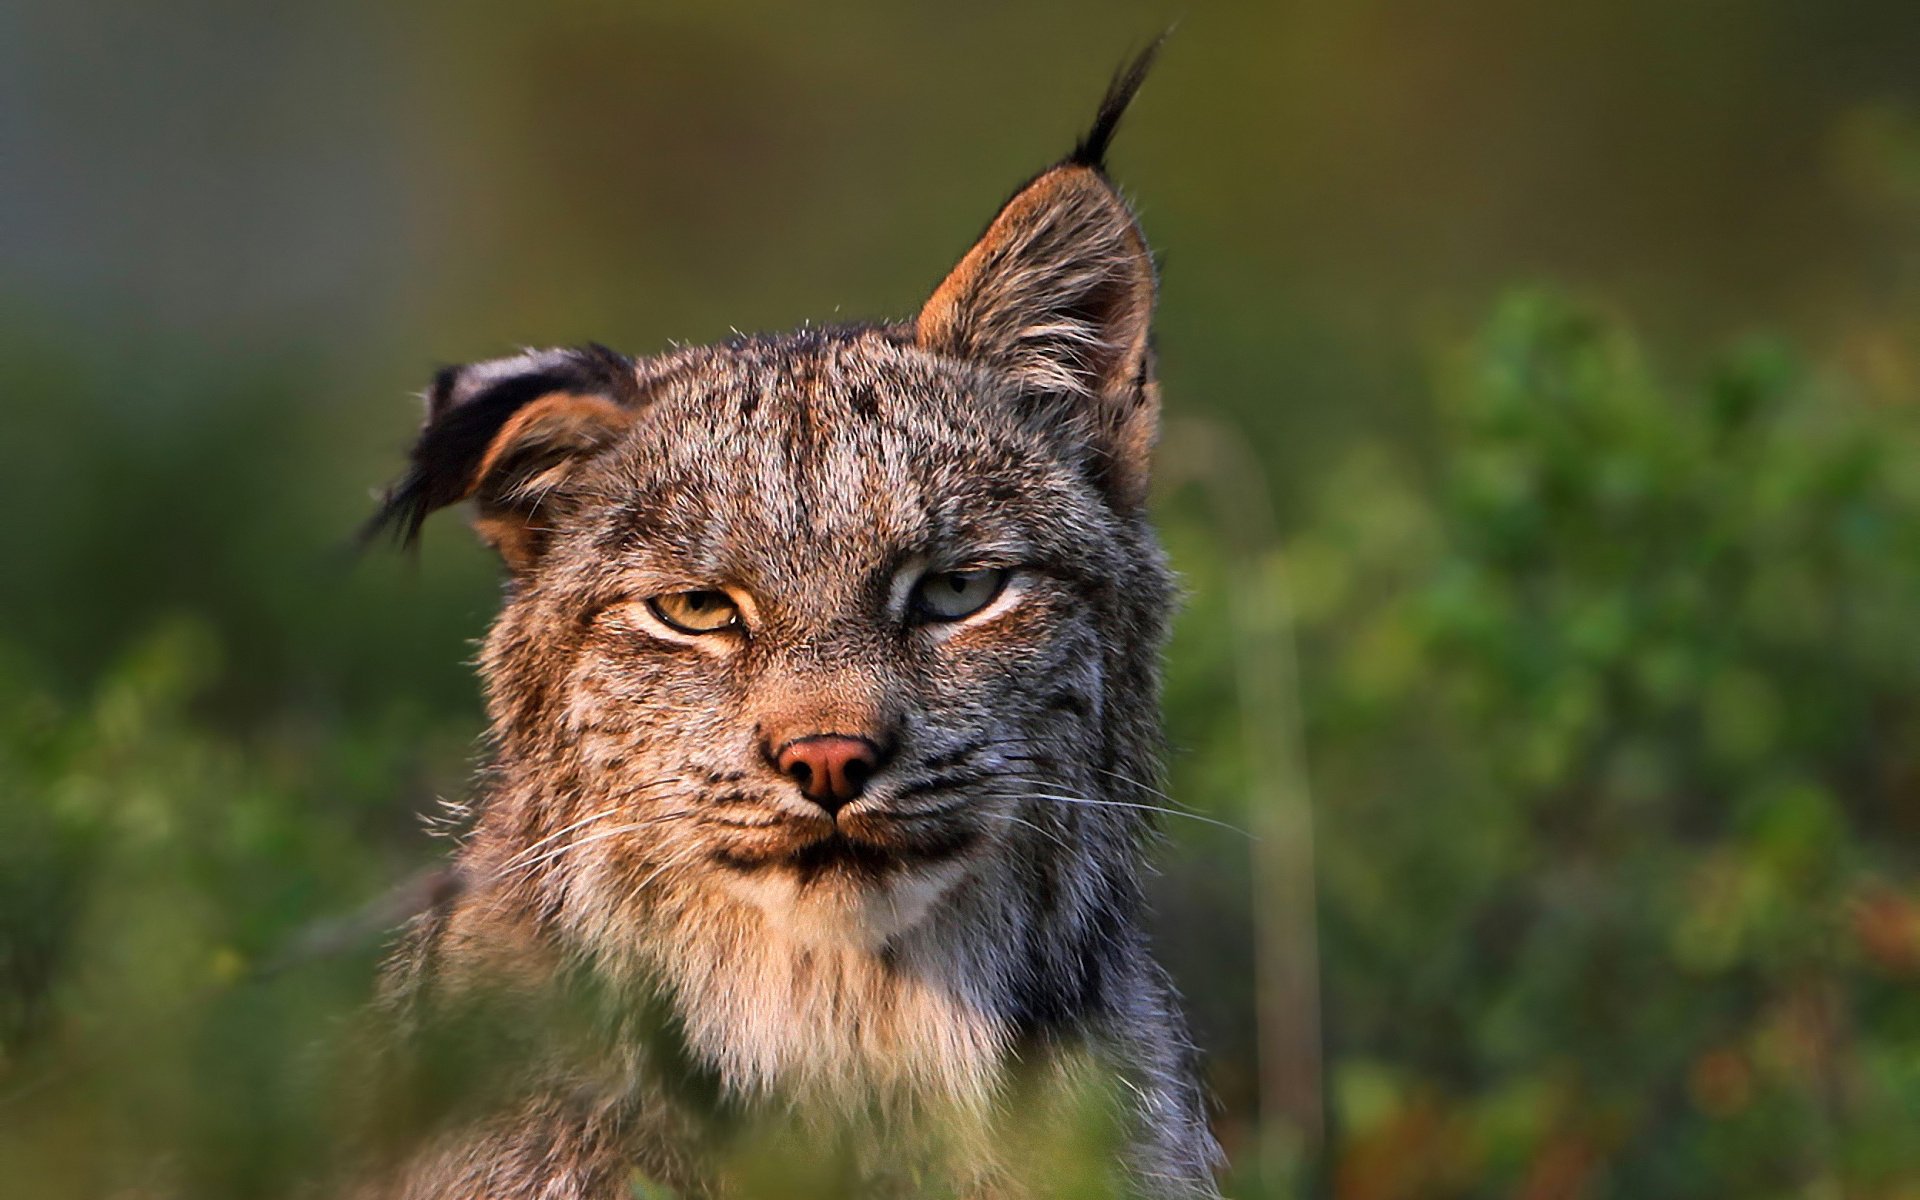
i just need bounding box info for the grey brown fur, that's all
[363,46,1222,1198]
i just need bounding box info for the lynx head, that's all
[370,52,1173,962]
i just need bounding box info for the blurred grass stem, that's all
[1163,417,1326,1194]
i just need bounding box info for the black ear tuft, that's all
[361,345,640,553]
[1068,34,1167,172]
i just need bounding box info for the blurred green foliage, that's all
[1162,295,1920,1197]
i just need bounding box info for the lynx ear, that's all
[365,345,642,569]
[916,46,1161,509]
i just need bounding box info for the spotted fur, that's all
[362,44,1221,1199]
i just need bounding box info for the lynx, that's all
[362,45,1222,1199]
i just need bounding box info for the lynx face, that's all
[376,121,1173,932]
[469,331,1158,948]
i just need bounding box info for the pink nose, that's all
[774,735,883,811]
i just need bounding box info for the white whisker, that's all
[989,781,1253,839]
[978,809,1077,855]
[490,812,697,882]
[493,777,691,873]
[995,752,1204,813]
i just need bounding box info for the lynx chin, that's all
[360,43,1223,1199]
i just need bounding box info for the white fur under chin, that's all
[643,862,1013,1118]
[716,858,969,951]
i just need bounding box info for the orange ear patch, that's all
[458,391,636,571]
[916,163,1155,399]
[920,166,1104,351]
[466,392,635,500]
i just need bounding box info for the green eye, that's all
[647,590,741,634]
[912,568,1008,622]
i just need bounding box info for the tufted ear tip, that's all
[1068,34,1166,173]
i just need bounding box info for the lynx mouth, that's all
[711,823,978,884]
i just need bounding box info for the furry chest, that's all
[661,926,1014,1113]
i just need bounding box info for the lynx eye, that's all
[911,568,1008,622]
[646,590,741,634]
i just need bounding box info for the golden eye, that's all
[912,568,1007,622]
[646,590,741,634]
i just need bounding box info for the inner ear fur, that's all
[364,345,641,569]
[916,163,1159,509]
[464,391,635,567]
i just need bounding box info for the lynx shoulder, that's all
[361,42,1222,1199]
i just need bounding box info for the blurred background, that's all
[5,1,1920,1196]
